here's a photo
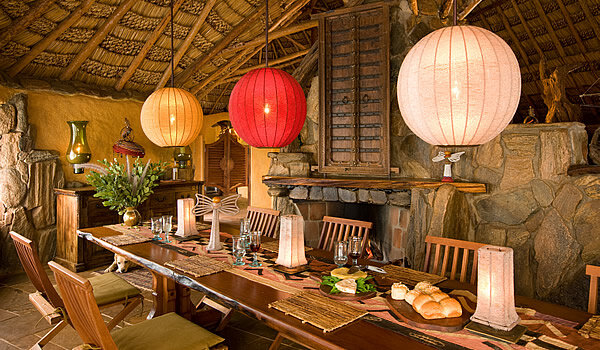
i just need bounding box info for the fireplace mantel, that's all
[262,176,487,193]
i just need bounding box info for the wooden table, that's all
[78,225,593,350]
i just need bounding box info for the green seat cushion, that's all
[88,272,141,306]
[111,312,224,350]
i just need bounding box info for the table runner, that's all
[261,240,313,254]
[108,224,599,350]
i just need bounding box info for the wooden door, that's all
[204,130,249,194]
[318,3,390,176]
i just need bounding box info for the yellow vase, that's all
[123,207,141,227]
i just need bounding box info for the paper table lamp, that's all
[275,215,307,268]
[175,198,199,237]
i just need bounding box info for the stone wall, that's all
[0,93,64,276]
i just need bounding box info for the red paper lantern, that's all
[228,68,307,148]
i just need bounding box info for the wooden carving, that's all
[539,57,581,123]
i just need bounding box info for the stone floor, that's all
[0,267,307,350]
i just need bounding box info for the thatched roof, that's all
[0,0,598,124]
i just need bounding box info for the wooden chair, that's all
[9,231,143,349]
[246,206,281,238]
[48,261,226,350]
[318,216,373,257]
[423,236,486,285]
[586,264,600,314]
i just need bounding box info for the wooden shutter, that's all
[204,130,249,194]
[318,3,390,176]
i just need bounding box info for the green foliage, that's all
[86,158,166,215]
[320,276,376,294]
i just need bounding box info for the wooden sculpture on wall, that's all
[193,193,240,251]
[539,58,581,123]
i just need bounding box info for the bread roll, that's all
[429,291,448,302]
[391,283,409,300]
[417,301,445,320]
[404,289,421,305]
[412,294,434,310]
[439,297,462,318]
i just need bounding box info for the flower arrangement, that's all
[86,157,166,215]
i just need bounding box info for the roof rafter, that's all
[555,0,587,54]
[8,0,97,77]
[59,0,138,81]
[440,0,454,19]
[530,0,567,58]
[0,0,56,49]
[509,0,544,58]
[155,0,217,89]
[458,0,483,21]
[579,1,600,41]
[115,0,186,91]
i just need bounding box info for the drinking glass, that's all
[249,231,262,267]
[232,236,247,266]
[349,236,362,266]
[162,215,173,243]
[151,217,162,241]
[334,241,348,267]
[239,218,250,248]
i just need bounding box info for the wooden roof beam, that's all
[0,0,56,49]
[458,0,483,21]
[556,0,587,54]
[440,0,454,19]
[208,82,231,114]
[173,2,267,86]
[114,0,186,90]
[221,57,304,84]
[491,11,531,66]
[8,0,97,77]
[509,0,544,58]
[60,0,138,81]
[531,0,567,58]
[155,0,217,89]
[231,48,310,77]
[580,1,600,40]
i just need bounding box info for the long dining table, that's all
[78,224,596,350]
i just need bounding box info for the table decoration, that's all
[269,291,368,333]
[175,198,199,237]
[232,236,246,266]
[99,232,152,246]
[193,193,240,251]
[162,215,173,243]
[249,232,262,267]
[274,215,308,270]
[165,255,232,278]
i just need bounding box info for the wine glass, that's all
[162,215,173,243]
[151,217,162,241]
[239,218,250,248]
[249,231,262,267]
[334,241,348,267]
[349,236,362,266]
[232,236,246,266]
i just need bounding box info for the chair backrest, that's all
[246,206,281,238]
[586,264,600,314]
[423,236,486,285]
[318,216,372,257]
[9,231,63,308]
[48,261,118,350]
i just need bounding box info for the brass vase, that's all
[123,207,141,227]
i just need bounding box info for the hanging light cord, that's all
[170,0,175,88]
[453,0,457,26]
[265,0,269,67]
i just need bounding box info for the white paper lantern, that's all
[175,198,198,237]
[397,25,521,146]
[275,215,308,268]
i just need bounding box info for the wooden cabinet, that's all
[55,181,201,272]
[318,3,390,176]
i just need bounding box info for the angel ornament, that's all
[193,194,241,251]
[432,151,465,183]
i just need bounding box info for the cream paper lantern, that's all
[397,25,521,146]
[175,198,198,237]
[140,87,203,147]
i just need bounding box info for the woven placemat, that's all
[379,265,446,286]
[165,255,232,278]
[579,315,600,339]
[269,291,367,332]
[261,240,313,254]
[99,232,152,246]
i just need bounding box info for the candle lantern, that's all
[175,198,198,237]
[275,215,308,268]
[66,121,91,174]
[470,245,520,331]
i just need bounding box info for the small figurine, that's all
[432,151,466,182]
[193,193,240,251]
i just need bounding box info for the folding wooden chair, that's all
[10,231,143,349]
[48,261,226,350]
[317,216,372,257]
[586,264,600,314]
[423,236,486,285]
[246,206,281,238]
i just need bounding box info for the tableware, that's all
[232,236,246,266]
[240,218,250,248]
[151,217,162,241]
[334,241,348,267]
[162,215,173,243]
[385,295,472,332]
[366,265,386,274]
[349,236,362,266]
[249,232,262,267]
[318,278,377,301]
